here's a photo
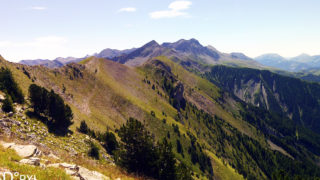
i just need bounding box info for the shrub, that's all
[2,95,14,113]
[88,142,100,160]
[176,139,184,155]
[79,120,89,134]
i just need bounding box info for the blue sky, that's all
[1,0,320,62]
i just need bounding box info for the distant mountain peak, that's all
[230,52,252,60]
[144,40,160,48]
[162,38,205,53]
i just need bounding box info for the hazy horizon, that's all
[1,0,320,62]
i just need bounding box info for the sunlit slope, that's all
[2,55,251,178]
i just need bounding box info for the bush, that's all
[79,120,89,134]
[88,142,100,160]
[176,139,184,155]
[2,95,14,113]
[0,67,24,104]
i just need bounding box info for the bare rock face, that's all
[19,157,40,166]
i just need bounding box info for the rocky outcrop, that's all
[19,157,41,166]
[0,141,40,158]
[48,163,110,180]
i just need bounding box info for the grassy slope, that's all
[0,55,259,178]
[148,56,266,143]
[0,144,71,180]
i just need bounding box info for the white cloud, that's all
[169,1,192,11]
[150,1,192,19]
[0,36,69,61]
[0,36,67,48]
[118,7,136,13]
[31,6,47,10]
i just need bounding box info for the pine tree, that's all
[79,120,89,134]
[158,138,176,180]
[0,68,24,104]
[88,141,100,160]
[2,95,14,113]
[103,131,118,155]
[116,118,158,177]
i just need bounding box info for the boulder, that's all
[0,94,5,101]
[8,112,14,117]
[0,141,15,148]
[19,157,40,166]
[10,144,38,158]
[78,166,110,180]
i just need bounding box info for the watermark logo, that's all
[0,172,36,180]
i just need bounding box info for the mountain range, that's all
[255,53,320,72]
[18,39,260,69]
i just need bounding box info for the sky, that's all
[0,0,320,62]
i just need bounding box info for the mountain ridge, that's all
[18,38,260,69]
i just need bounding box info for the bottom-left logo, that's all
[0,172,37,180]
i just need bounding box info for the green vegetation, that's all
[2,94,14,112]
[205,65,320,134]
[29,84,73,135]
[103,131,118,155]
[79,120,89,134]
[88,141,100,160]
[0,145,71,180]
[0,67,24,104]
[115,117,192,180]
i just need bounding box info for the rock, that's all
[78,166,110,180]
[65,168,78,176]
[8,112,14,117]
[58,163,79,171]
[40,163,46,168]
[0,118,21,127]
[0,141,15,148]
[19,157,40,166]
[48,153,60,160]
[47,163,60,168]
[47,163,110,180]
[0,94,5,101]
[9,144,38,158]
